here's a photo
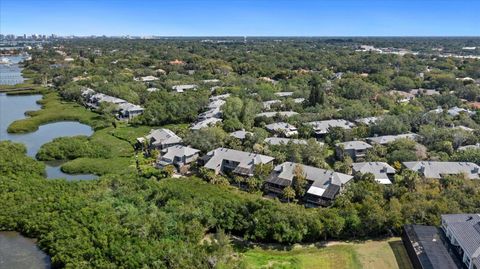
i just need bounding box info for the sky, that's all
[1,0,479,36]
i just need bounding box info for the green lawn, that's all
[61,157,135,176]
[241,238,413,269]
[91,127,134,157]
[109,124,153,145]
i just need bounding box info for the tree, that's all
[397,169,420,192]
[222,97,243,121]
[183,127,227,152]
[282,186,296,203]
[308,76,326,106]
[292,164,307,197]
[391,76,415,91]
[241,99,259,130]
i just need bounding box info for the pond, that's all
[0,93,98,180]
[0,232,51,269]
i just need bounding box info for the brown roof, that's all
[468,102,480,110]
[169,59,184,65]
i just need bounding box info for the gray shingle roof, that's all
[367,133,419,145]
[256,111,299,118]
[442,214,480,258]
[230,130,253,140]
[458,144,480,151]
[190,118,222,130]
[352,162,396,184]
[336,141,373,151]
[208,99,226,109]
[138,128,182,146]
[264,137,308,145]
[266,162,352,198]
[160,145,200,160]
[306,119,355,134]
[355,116,381,125]
[262,100,281,109]
[209,94,230,101]
[198,107,222,120]
[204,148,274,175]
[403,161,480,179]
[172,84,197,93]
[265,122,297,133]
[274,91,294,97]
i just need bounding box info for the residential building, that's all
[442,214,480,269]
[207,99,226,109]
[336,141,373,161]
[209,94,230,102]
[352,162,396,184]
[402,224,461,269]
[201,148,274,177]
[198,107,222,120]
[388,90,415,103]
[156,145,200,173]
[88,93,127,108]
[274,91,294,97]
[293,98,305,104]
[140,75,158,82]
[264,137,309,146]
[403,161,480,179]
[256,111,299,118]
[146,87,160,92]
[136,128,182,150]
[83,90,144,119]
[458,144,480,151]
[118,103,144,119]
[265,122,298,137]
[264,162,353,206]
[262,100,282,110]
[453,125,476,132]
[409,88,441,96]
[305,119,355,137]
[169,59,184,65]
[230,130,253,140]
[172,84,197,93]
[448,106,475,117]
[367,133,420,145]
[355,116,381,126]
[202,79,221,84]
[190,118,222,130]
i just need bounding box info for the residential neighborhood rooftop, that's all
[367,133,420,145]
[306,119,355,135]
[256,111,299,118]
[264,137,309,145]
[352,162,396,184]
[403,161,480,179]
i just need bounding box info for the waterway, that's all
[0,232,51,269]
[0,55,97,180]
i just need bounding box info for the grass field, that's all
[61,157,135,175]
[240,238,413,269]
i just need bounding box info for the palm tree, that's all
[282,186,296,203]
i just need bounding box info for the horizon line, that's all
[3,34,480,38]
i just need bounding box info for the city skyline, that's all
[1,0,479,37]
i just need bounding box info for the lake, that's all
[0,232,51,269]
[0,93,98,180]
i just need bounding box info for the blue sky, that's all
[1,0,479,36]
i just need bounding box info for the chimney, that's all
[419,165,425,173]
